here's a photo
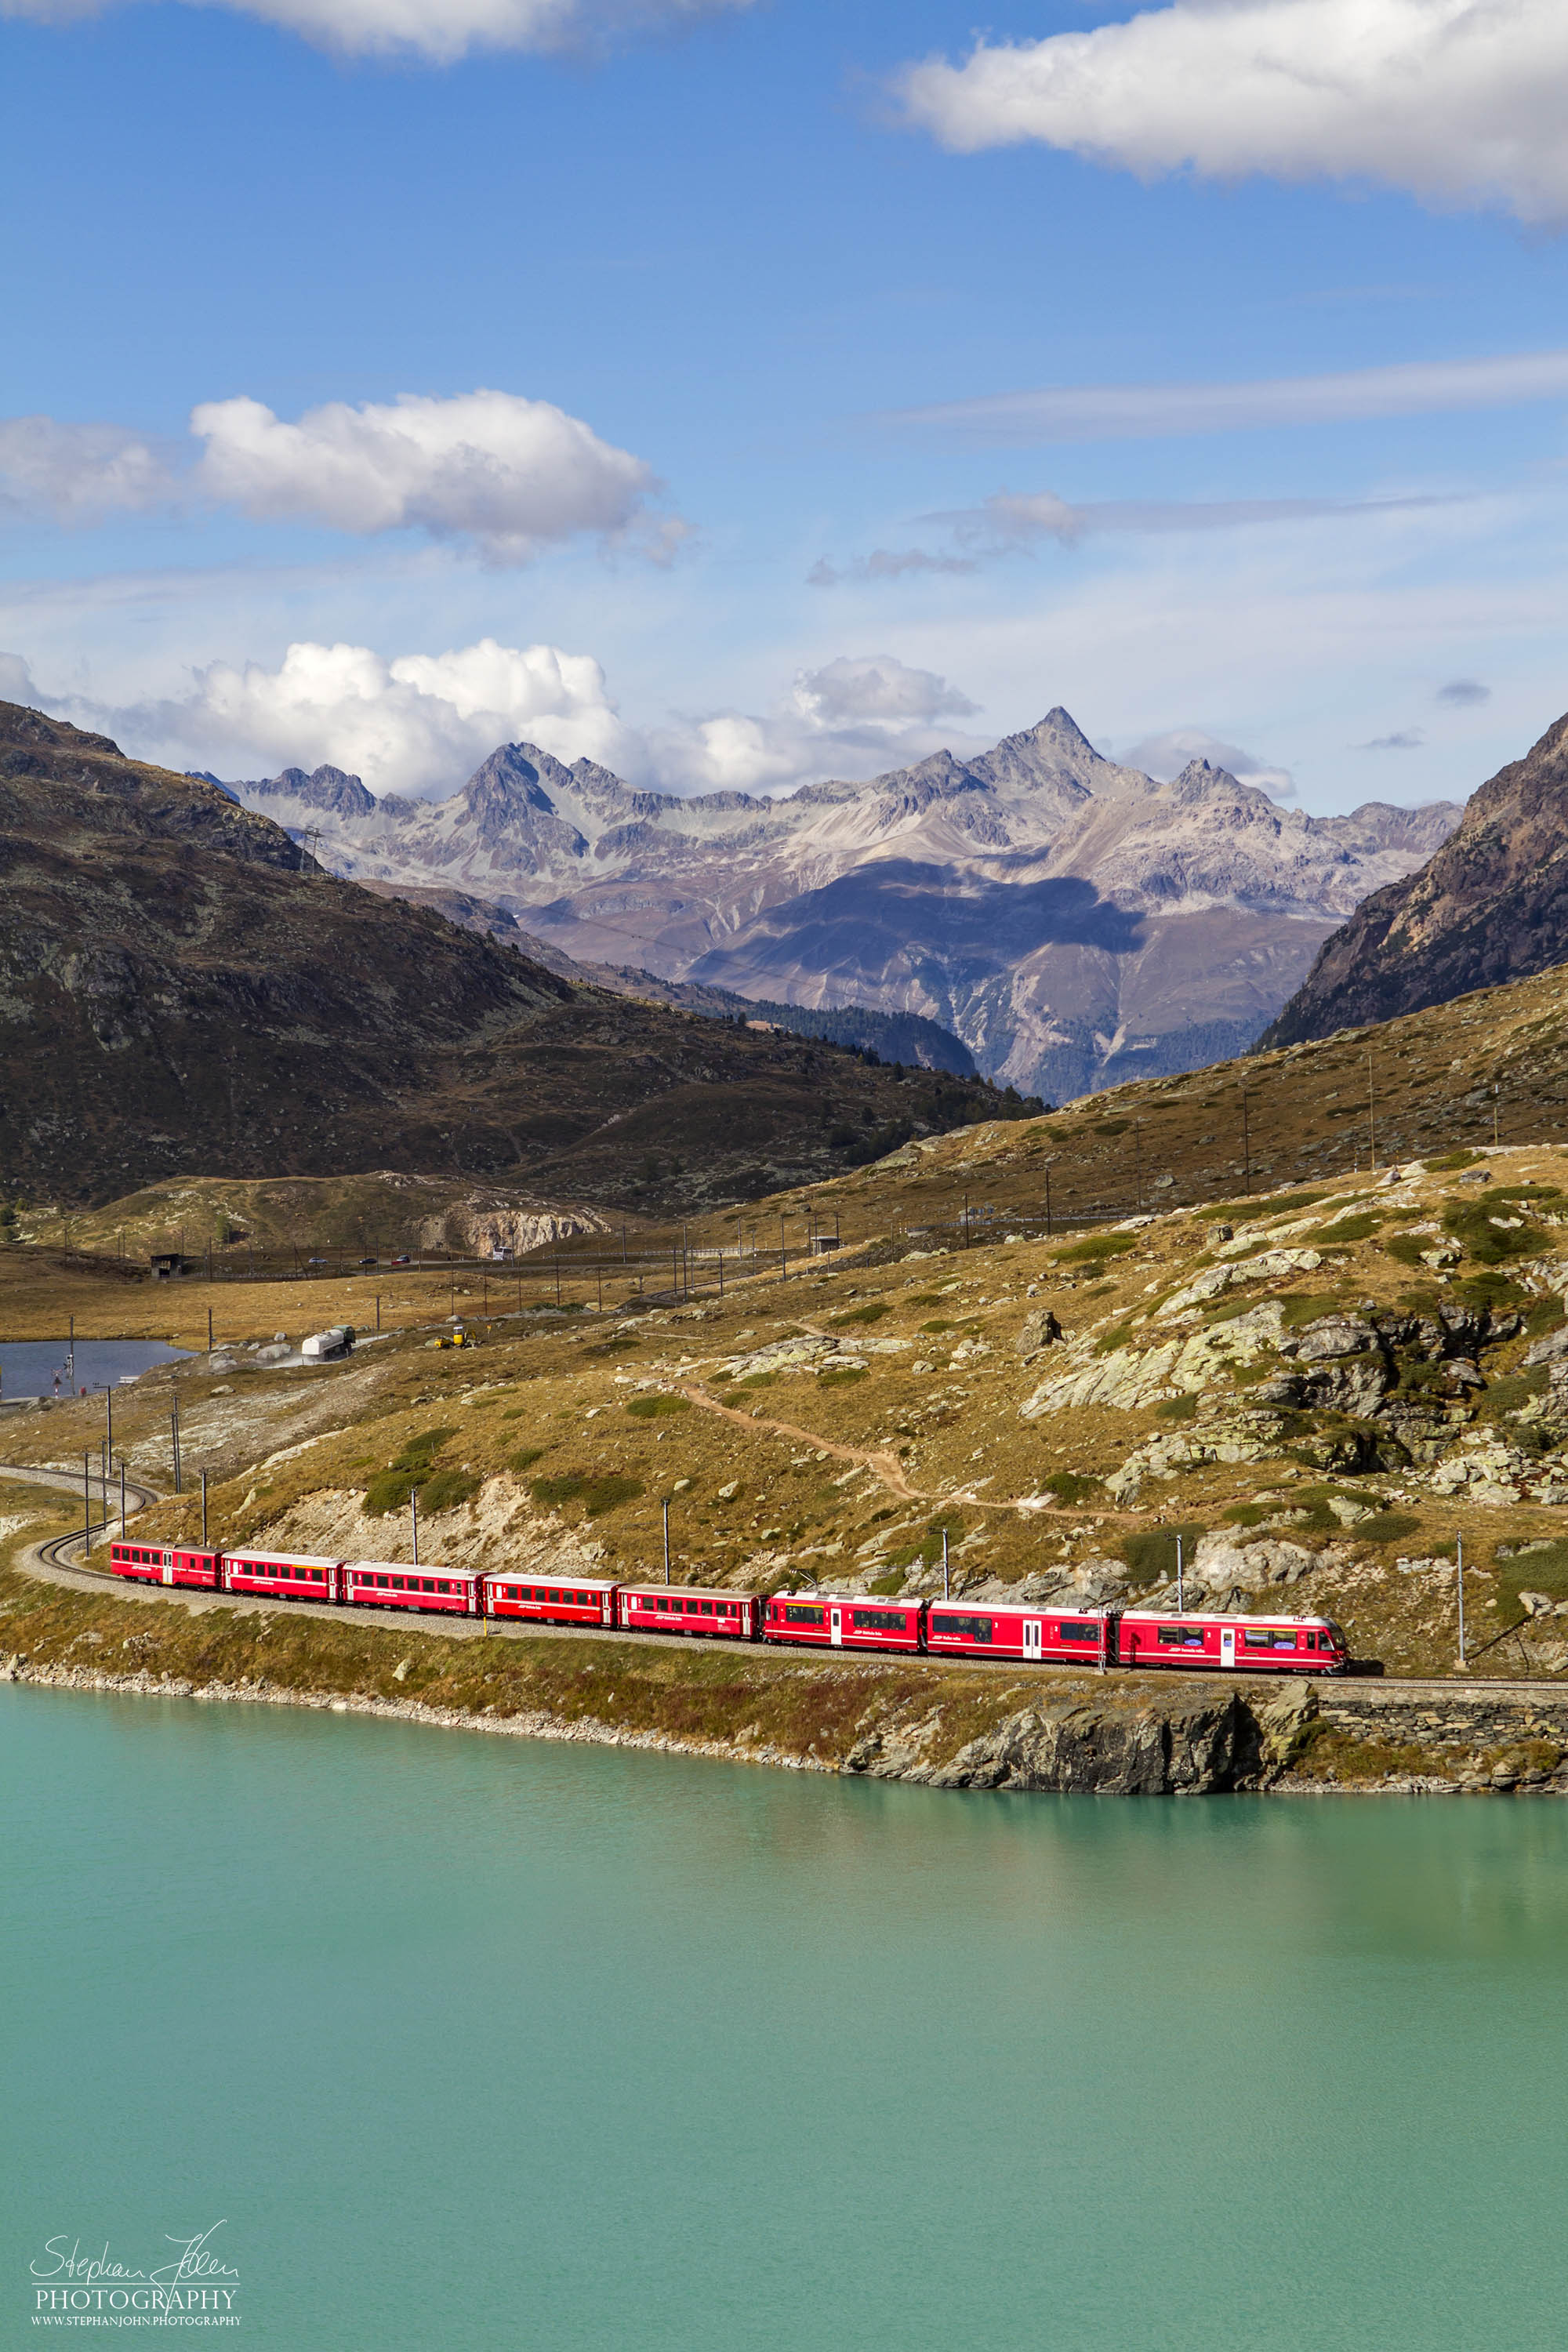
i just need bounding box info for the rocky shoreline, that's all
[8,1648,1566,1797]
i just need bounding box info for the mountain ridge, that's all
[1259,708,1568,1049]
[221,710,1457,1102]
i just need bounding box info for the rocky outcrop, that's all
[847,1686,1256,1793]
[1261,706,1568,1046]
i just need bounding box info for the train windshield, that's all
[1326,1622,1348,1653]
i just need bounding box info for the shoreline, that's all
[5,1646,1566,1798]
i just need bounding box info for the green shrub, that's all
[1154,1394,1199,1422]
[1094,1119,1131,1136]
[626,1393,691,1418]
[920,1318,955,1334]
[1041,1470,1098,1504]
[738,1371,778,1388]
[818,1367,867,1388]
[1383,1233,1428,1267]
[1352,1511,1421,1545]
[510,1446,546,1474]
[1054,1232,1135,1265]
[363,1468,418,1516]
[396,1425,457,1465]
[831,1301,888,1327]
[1198,1191,1327,1222]
[1316,1211,1383,1243]
[1094,1322,1134,1355]
[1117,1524,1205,1585]
[418,1468,479,1515]
[709,1369,732,1383]
[1427,1149,1482,1171]
[867,1567,908,1595]
[531,1471,645,1518]
[1441,1196,1546,1265]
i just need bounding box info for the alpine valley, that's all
[219,711,1461,1104]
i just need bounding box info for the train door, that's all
[161,1555,173,1586]
[829,1606,843,1648]
[1023,1618,1043,1661]
[1220,1624,1236,1668]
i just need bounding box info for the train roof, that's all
[350,1559,474,1577]
[1120,1607,1335,1628]
[225,1551,345,1569]
[622,1581,756,1601]
[482,1570,619,1591]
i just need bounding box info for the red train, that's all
[105,1542,1349,1674]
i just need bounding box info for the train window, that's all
[1057,1621,1100,1642]
[851,1608,909,1633]
[931,1614,992,1642]
[701,1601,713,1615]
[1157,1626,1204,1647]
[782,1604,825,1627]
[1305,1632,1317,1650]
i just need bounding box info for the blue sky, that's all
[3,0,1568,811]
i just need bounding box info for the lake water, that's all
[0,1338,188,1400]
[5,1685,1567,2351]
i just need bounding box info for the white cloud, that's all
[1120,724,1297,800]
[792,654,978,728]
[89,637,636,797]
[2,0,750,63]
[192,390,673,559]
[0,417,174,523]
[890,350,1568,445]
[896,0,1568,225]
[7,634,985,802]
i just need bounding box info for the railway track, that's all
[8,1460,1567,1700]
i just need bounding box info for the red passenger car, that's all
[926,1603,1110,1665]
[484,1573,617,1627]
[341,1562,485,1615]
[107,1541,222,1590]
[1117,1610,1347,1675]
[761,1594,925,1653]
[223,1552,345,1602]
[617,1584,759,1639]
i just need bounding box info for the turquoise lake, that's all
[5,1682,1567,2350]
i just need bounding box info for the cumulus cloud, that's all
[1121,724,1297,801]
[0,417,176,524]
[792,655,978,728]
[9,637,985,803]
[0,387,676,561]
[2,0,750,63]
[896,0,1568,226]
[1437,677,1490,705]
[191,390,673,559]
[891,350,1568,446]
[88,637,636,797]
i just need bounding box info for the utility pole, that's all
[1176,1532,1185,1614]
[171,1398,182,1494]
[119,1459,126,1539]
[376,1294,381,1333]
[1240,1082,1252,1195]
[1134,1121,1143,1212]
[412,1488,420,1568]
[1045,1167,1052,1239]
[1493,1087,1501,1149]
[1457,1533,1466,1668]
[1368,1051,1377,1173]
[207,1305,213,1353]
[663,1497,671,1585]
[201,1469,209,1551]
[779,1217,786,1282]
[83,1452,91,1559]
[942,1527,949,1600]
